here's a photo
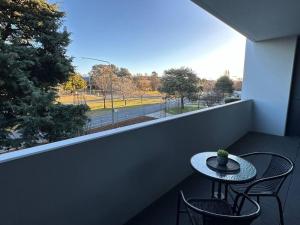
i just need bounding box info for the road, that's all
[85,95,162,103]
[87,101,179,128]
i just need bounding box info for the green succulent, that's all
[217,149,229,158]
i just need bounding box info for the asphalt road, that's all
[87,101,179,128]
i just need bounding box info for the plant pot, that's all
[217,156,228,166]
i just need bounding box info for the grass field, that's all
[166,104,205,115]
[58,93,163,110]
[87,98,163,110]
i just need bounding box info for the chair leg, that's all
[275,195,284,225]
[217,182,222,199]
[256,196,260,204]
[233,193,242,212]
[237,195,246,215]
[176,192,182,225]
[225,184,228,201]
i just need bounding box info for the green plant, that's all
[224,97,241,104]
[217,149,229,158]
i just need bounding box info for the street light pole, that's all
[88,74,92,95]
[109,64,114,124]
[81,57,115,125]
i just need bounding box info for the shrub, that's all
[224,97,241,104]
[217,149,229,158]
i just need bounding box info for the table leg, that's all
[224,184,228,201]
[212,181,226,199]
[217,182,222,199]
[211,181,215,198]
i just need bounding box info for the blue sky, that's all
[54,0,246,79]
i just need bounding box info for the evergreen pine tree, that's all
[0,0,89,150]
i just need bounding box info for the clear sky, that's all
[54,0,246,80]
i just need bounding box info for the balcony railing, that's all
[0,100,252,225]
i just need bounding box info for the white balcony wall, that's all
[242,37,297,136]
[0,100,252,225]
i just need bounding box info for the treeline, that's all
[82,65,161,108]
[62,65,161,94]
[160,67,242,109]
[62,65,242,110]
[62,64,161,95]
[62,70,241,96]
[88,65,161,92]
[133,72,161,91]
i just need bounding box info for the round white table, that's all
[191,152,257,199]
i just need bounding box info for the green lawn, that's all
[166,104,205,115]
[58,94,163,110]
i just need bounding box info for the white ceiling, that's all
[192,0,300,41]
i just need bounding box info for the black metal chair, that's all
[176,191,260,225]
[230,152,294,225]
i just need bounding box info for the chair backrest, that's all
[242,152,294,193]
[263,153,293,178]
[180,191,260,225]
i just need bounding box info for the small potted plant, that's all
[217,149,229,166]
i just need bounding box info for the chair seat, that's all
[187,199,233,225]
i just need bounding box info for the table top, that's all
[191,152,257,184]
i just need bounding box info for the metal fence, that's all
[86,100,179,129]
[80,90,228,131]
[85,99,228,131]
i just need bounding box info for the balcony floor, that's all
[125,132,300,225]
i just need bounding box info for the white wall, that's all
[0,100,252,225]
[242,37,297,136]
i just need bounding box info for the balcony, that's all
[2,0,300,224]
[0,99,299,225]
[2,1,300,224]
[0,98,297,225]
[125,132,300,225]
[0,100,253,225]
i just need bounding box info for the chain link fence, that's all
[63,90,230,131]
[86,100,180,130]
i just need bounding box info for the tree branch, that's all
[1,23,12,41]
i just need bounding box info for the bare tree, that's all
[90,65,116,109]
[200,79,215,94]
[115,76,137,106]
[133,74,152,91]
